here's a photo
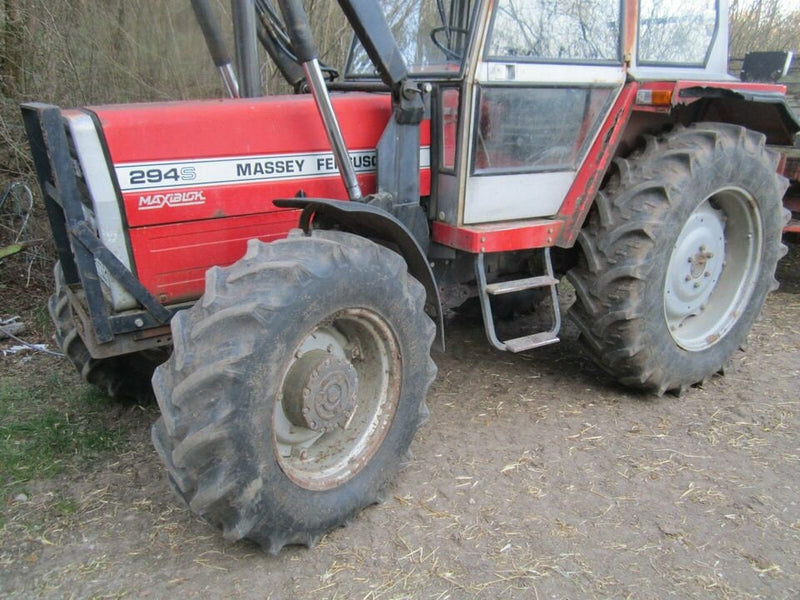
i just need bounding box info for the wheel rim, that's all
[664,188,762,351]
[273,308,401,491]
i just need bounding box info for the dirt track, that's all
[1,240,799,599]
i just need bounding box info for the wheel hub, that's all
[282,349,358,433]
[665,201,725,331]
[689,248,713,280]
[274,308,401,491]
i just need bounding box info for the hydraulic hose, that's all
[277,0,363,201]
[190,0,240,97]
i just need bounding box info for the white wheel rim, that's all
[664,188,762,351]
[273,308,401,491]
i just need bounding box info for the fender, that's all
[274,198,444,349]
[677,85,800,145]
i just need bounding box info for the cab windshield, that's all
[346,0,474,78]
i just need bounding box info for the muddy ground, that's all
[1,240,799,600]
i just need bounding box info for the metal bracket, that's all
[69,222,171,323]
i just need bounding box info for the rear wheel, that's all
[567,123,789,395]
[49,262,165,402]
[151,230,436,553]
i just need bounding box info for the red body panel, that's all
[128,211,299,304]
[88,81,792,303]
[434,79,793,252]
[554,83,637,247]
[430,83,638,252]
[90,94,430,304]
[432,219,563,253]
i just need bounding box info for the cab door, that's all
[461,0,626,224]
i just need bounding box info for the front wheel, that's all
[568,123,789,395]
[49,262,166,402]
[151,230,436,553]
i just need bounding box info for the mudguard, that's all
[678,85,800,145]
[274,198,444,349]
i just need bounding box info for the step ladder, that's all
[474,248,561,353]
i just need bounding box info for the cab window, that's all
[486,0,621,63]
[638,0,718,66]
[474,86,616,173]
[347,0,474,77]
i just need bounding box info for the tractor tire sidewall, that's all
[639,143,782,385]
[153,230,436,549]
[568,123,787,393]
[236,249,427,538]
[50,262,164,402]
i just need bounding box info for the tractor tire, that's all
[49,262,166,402]
[567,123,789,395]
[151,230,436,553]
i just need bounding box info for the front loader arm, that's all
[277,0,429,246]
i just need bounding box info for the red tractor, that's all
[22,0,799,552]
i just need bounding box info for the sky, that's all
[770,0,799,10]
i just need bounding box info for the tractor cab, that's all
[340,0,731,227]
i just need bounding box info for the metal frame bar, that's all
[232,0,261,97]
[21,103,172,347]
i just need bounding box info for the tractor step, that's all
[504,331,560,353]
[486,275,558,295]
[475,248,561,353]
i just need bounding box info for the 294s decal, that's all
[117,147,431,210]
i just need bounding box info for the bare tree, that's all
[729,0,800,56]
[1,0,24,96]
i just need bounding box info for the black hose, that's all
[190,0,232,68]
[276,0,318,64]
